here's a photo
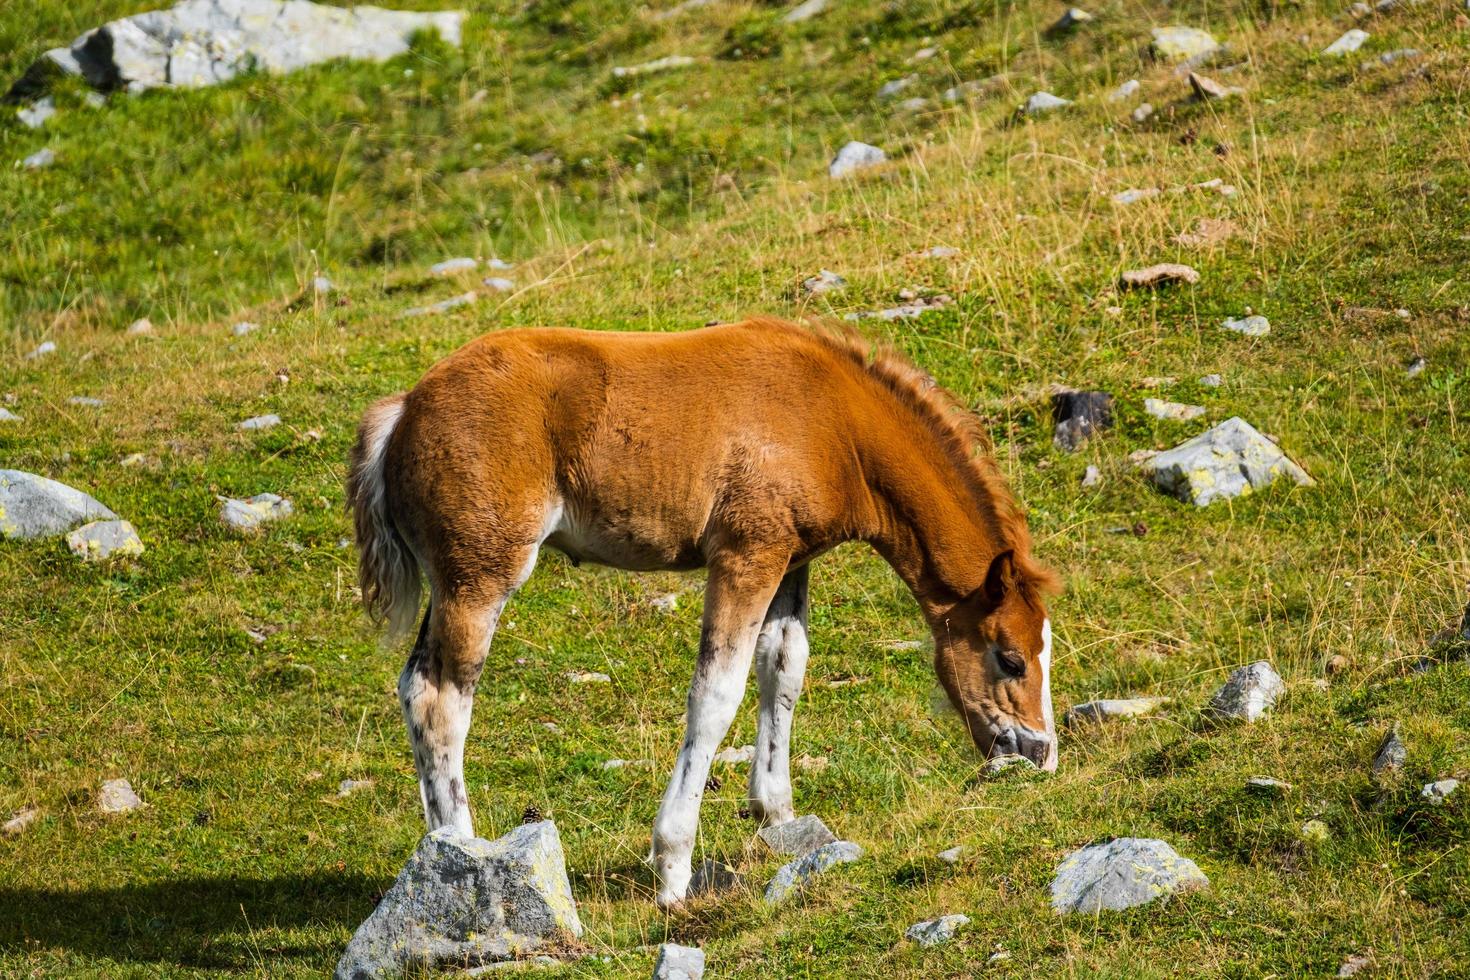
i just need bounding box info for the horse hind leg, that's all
[749,564,810,827]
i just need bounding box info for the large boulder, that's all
[1140,417,1311,506]
[1050,838,1208,913]
[9,0,466,99]
[335,822,582,979]
[0,470,117,540]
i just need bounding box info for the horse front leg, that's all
[651,553,787,908]
[749,564,810,828]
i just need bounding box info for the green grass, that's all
[2,0,1469,976]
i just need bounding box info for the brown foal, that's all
[348,317,1059,907]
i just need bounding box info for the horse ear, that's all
[982,549,1018,608]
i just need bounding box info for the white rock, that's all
[25,341,56,359]
[3,806,40,835]
[1081,465,1101,487]
[801,269,847,296]
[612,55,696,78]
[1199,373,1223,387]
[1024,91,1071,114]
[566,670,611,684]
[908,46,939,63]
[713,744,755,765]
[1051,838,1208,913]
[653,943,705,980]
[126,317,154,335]
[1323,29,1370,56]
[649,592,679,613]
[878,75,917,99]
[430,256,478,276]
[483,277,515,292]
[1208,661,1285,722]
[68,396,104,408]
[232,321,259,336]
[0,408,22,422]
[219,492,293,530]
[238,413,281,431]
[312,275,334,294]
[338,778,374,797]
[1132,102,1155,123]
[66,519,144,561]
[1109,79,1140,102]
[0,470,117,540]
[486,257,514,270]
[911,245,959,259]
[18,97,56,128]
[1140,417,1311,506]
[1222,315,1270,336]
[1066,696,1169,724]
[1421,779,1460,804]
[1144,398,1206,422]
[905,913,970,947]
[1150,26,1221,63]
[1111,187,1160,205]
[1050,7,1094,31]
[936,845,964,864]
[782,0,830,23]
[23,148,56,170]
[98,778,145,813]
[829,141,886,178]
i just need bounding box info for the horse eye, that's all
[995,648,1027,678]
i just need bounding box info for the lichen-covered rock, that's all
[1050,838,1208,913]
[334,822,582,979]
[98,778,145,813]
[829,141,886,178]
[1066,697,1168,725]
[763,840,862,903]
[1141,417,1311,506]
[10,0,466,99]
[653,942,705,980]
[757,813,836,857]
[0,470,117,540]
[66,519,144,561]
[219,492,293,530]
[905,913,969,947]
[1150,26,1220,63]
[1207,661,1284,722]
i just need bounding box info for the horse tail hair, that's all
[346,392,421,642]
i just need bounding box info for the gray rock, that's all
[219,492,293,530]
[1141,417,1311,506]
[1111,187,1160,205]
[66,519,144,561]
[24,341,56,359]
[337,778,374,796]
[648,592,679,614]
[653,943,705,980]
[483,277,515,292]
[486,257,514,270]
[238,413,281,431]
[19,97,57,128]
[1108,79,1140,102]
[1050,837,1208,913]
[1372,727,1406,774]
[68,396,105,408]
[1066,697,1168,724]
[905,913,970,947]
[689,858,745,896]
[983,754,1038,777]
[334,823,582,979]
[1207,661,1285,722]
[565,670,610,684]
[1199,373,1223,387]
[1024,91,1071,114]
[10,0,466,99]
[1048,7,1094,32]
[1052,390,1114,452]
[801,269,846,296]
[98,778,145,813]
[232,321,259,336]
[1376,48,1421,66]
[402,292,476,317]
[612,55,695,78]
[1150,26,1220,63]
[911,245,959,259]
[1421,779,1460,804]
[1144,398,1206,422]
[1338,953,1375,978]
[1245,776,1292,795]
[758,813,837,856]
[3,806,40,835]
[829,141,886,178]
[430,257,478,276]
[1323,29,1369,56]
[843,294,953,322]
[1081,465,1101,487]
[23,148,56,170]
[877,75,917,99]
[763,840,862,903]
[936,845,964,864]
[1222,314,1270,336]
[782,0,829,23]
[0,470,117,540]
[713,744,754,765]
[0,408,22,423]
[1131,102,1155,123]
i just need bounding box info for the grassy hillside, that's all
[2,0,1469,976]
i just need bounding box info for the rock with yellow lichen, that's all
[1139,417,1311,506]
[334,821,582,979]
[1050,838,1208,913]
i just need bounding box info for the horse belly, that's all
[544,495,708,572]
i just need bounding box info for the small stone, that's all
[1141,417,1311,505]
[1377,48,1421,66]
[757,813,838,857]
[801,270,847,296]
[1132,102,1155,123]
[1175,217,1240,248]
[1144,398,1206,422]
[1188,71,1241,100]
[218,492,293,531]
[1323,29,1370,56]
[612,54,696,78]
[1300,819,1331,843]
[430,257,478,276]
[782,0,830,23]
[337,778,373,797]
[238,413,281,431]
[23,148,56,170]
[232,321,259,336]
[1421,779,1460,804]
[1052,390,1114,452]
[24,341,56,360]
[1338,953,1375,978]
[1049,7,1094,32]
[600,758,650,771]
[843,294,954,322]
[1326,654,1350,676]
[312,275,333,294]
[795,754,828,771]
[126,318,154,336]
[1024,91,1072,114]
[1108,79,1140,102]
[943,74,1008,102]
[1121,263,1200,288]
[1066,697,1169,724]
[653,942,705,979]
[1245,776,1292,795]
[0,408,22,422]
[1051,838,1208,913]
[84,92,107,108]
[68,396,104,408]
[99,778,145,813]
[689,858,745,896]
[1207,661,1285,722]
[486,257,514,270]
[119,453,149,467]
[18,97,56,128]
[402,292,476,317]
[936,845,964,864]
[905,913,970,947]
[1222,315,1271,337]
[1111,187,1161,206]
[877,75,917,99]
[1199,374,1223,387]
[829,141,886,178]
[66,519,144,561]
[1150,26,1221,63]
[566,670,611,684]
[483,277,515,292]
[714,744,755,765]
[3,806,40,835]
[1081,465,1101,487]
[983,754,1038,777]
[763,840,862,903]
[1372,727,1406,774]
[1405,355,1426,377]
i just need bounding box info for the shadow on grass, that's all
[0,871,376,969]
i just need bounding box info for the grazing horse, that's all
[347,317,1059,908]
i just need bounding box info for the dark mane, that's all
[743,316,1061,596]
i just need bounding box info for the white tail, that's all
[346,393,421,640]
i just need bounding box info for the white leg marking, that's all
[1039,617,1058,772]
[750,609,808,826]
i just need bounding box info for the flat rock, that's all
[1372,727,1406,774]
[1207,661,1284,722]
[877,75,917,99]
[757,813,837,857]
[1144,398,1206,422]
[1140,417,1311,506]
[402,292,476,317]
[1066,697,1168,725]
[565,670,610,684]
[98,778,145,813]
[689,858,745,896]
[763,840,862,903]
[68,396,105,408]
[653,943,705,980]
[1421,779,1460,804]
[430,257,477,276]
[801,270,846,296]
[1121,263,1200,288]
[829,141,886,178]
[1323,29,1369,56]
[23,148,56,170]
[219,492,293,530]
[238,413,281,431]
[0,470,117,540]
[66,519,144,561]
[1052,390,1114,452]
[936,845,964,864]
[1245,776,1292,795]
[10,0,466,99]
[905,913,970,947]
[25,341,56,361]
[1188,71,1241,100]
[483,277,515,292]
[1200,373,1223,387]
[782,0,829,23]
[1221,316,1270,338]
[1151,26,1220,63]
[1024,91,1071,114]
[713,744,755,765]
[1050,837,1208,913]
[612,54,695,78]
[3,806,40,835]
[335,823,582,979]
[843,294,953,322]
